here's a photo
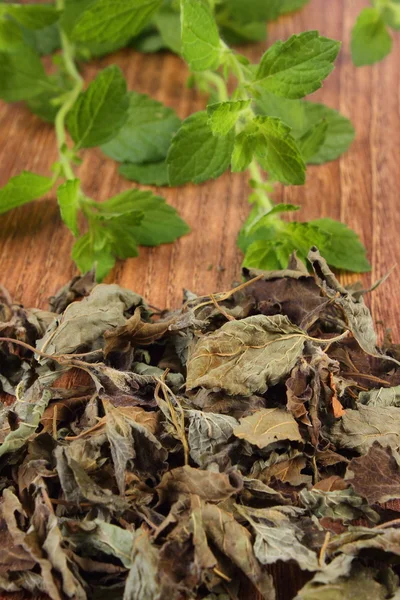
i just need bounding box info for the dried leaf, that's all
[346,442,400,504]
[233,408,302,449]
[187,314,306,396]
[157,466,242,503]
[329,405,400,454]
[186,410,238,466]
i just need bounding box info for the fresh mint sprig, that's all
[0,0,189,281]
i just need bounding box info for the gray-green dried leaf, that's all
[186,410,238,467]
[187,314,307,396]
[329,405,400,455]
[359,385,400,407]
[299,487,379,523]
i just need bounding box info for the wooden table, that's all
[0,1,399,598]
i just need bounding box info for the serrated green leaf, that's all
[301,102,355,164]
[68,65,129,149]
[0,171,53,215]
[256,92,355,165]
[351,8,392,66]
[309,219,371,272]
[243,221,330,270]
[72,231,117,282]
[181,0,222,72]
[0,45,53,102]
[167,111,235,185]
[96,189,190,246]
[101,92,180,164]
[207,100,251,136]
[57,179,80,237]
[0,4,60,30]
[298,120,328,162]
[252,116,306,185]
[72,209,143,281]
[119,161,169,186]
[61,0,128,57]
[254,31,340,99]
[71,0,162,44]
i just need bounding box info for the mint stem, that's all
[54,0,84,181]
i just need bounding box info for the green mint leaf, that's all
[96,189,190,245]
[237,203,300,253]
[380,0,400,30]
[119,161,169,186]
[254,31,340,99]
[0,45,53,102]
[301,102,355,164]
[0,4,60,30]
[309,218,371,272]
[207,100,251,136]
[226,0,281,23]
[218,20,267,44]
[154,6,181,54]
[243,221,330,270]
[181,0,222,71]
[71,0,162,44]
[20,22,61,56]
[72,208,144,280]
[256,92,355,165]
[72,230,117,282]
[0,18,24,51]
[101,92,180,164]
[231,131,255,172]
[68,65,129,149]
[252,116,306,185]
[255,91,308,132]
[298,120,328,163]
[351,8,392,66]
[0,171,53,215]
[57,179,80,237]
[167,111,235,185]
[278,0,310,15]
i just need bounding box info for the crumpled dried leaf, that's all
[359,385,400,407]
[299,487,379,523]
[346,442,400,504]
[104,306,174,357]
[48,270,96,314]
[233,408,302,449]
[296,564,393,600]
[194,500,275,600]
[0,387,51,457]
[329,405,400,454]
[37,283,146,358]
[123,527,162,600]
[238,505,320,572]
[187,314,306,396]
[309,248,400,367]
[157,465,243,503]
[186,410,238,467]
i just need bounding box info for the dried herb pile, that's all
[1,250,400,600]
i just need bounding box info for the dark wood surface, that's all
[0,1,399,599]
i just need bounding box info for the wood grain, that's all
[0,1,399,599]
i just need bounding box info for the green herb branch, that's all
[351,0,400,66]
[0,0,370,279]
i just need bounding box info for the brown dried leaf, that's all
[346,442,400,504]
[157,465,243,503]
[233,408,302,449]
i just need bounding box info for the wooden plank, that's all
[0,1,399,599]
